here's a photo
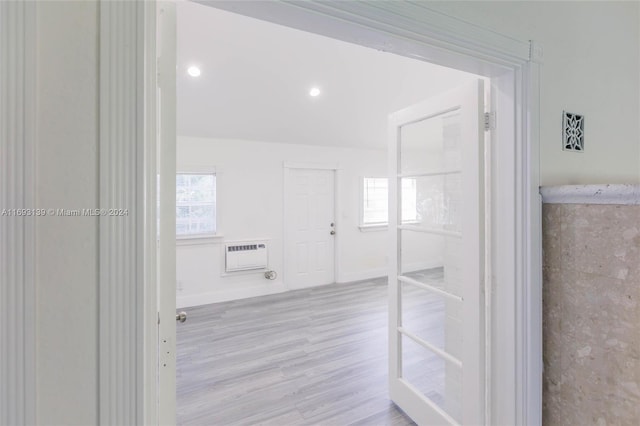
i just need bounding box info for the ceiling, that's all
[177,1,479,150]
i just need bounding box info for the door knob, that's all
[176,312,187,323]
[330,230,336,235]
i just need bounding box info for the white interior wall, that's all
[176,136,442,308]
[427,0,640,185]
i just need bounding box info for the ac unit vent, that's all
[228,244,265,252]
[225,242,268,272]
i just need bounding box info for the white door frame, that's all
[0,2,37,424]
[87,1,541,425]
[283,162,340,289]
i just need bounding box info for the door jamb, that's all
[0,2,37,424]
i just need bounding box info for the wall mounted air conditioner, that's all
[225,242,268,272]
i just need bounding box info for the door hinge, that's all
[157,311,161,325]
[484,112,496,131]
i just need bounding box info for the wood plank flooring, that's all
[177,273,443,426]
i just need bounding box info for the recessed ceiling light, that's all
[309,87,321,97]
[187,66,201,77]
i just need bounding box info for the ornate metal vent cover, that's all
[563,111,584,152]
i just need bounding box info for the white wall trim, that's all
[176,235,224,246]
[200,1,530,71]
[358,224,388,232]
[336,261,443,284]
[177,284,288,308]
[142,2,159,424]
[540,184,640,205]
[522,60,543,426]
[336,268,388,284]
[299,1,531,62]
[99,1,146,424]
[0,2,36,424]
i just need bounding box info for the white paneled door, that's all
[285,168,336,289]
[388,80,485,425]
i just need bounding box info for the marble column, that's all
[541,185,640,425]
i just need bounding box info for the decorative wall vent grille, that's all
[563,111,584,152]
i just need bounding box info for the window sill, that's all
[176,234,224,246]
[359,220,421,232]
[359,224,388,232]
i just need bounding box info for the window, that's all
[176,173,216,236]
[362,177,388,225]
[362,177,417,227]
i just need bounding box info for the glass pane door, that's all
[388,80,485,425]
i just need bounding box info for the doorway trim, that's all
[0,2,37,424]
[94,1,541,424]
[97,1,148,424]
[283,162,340,289]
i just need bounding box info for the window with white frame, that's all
[362,177,417,226]
[176,173,216,236]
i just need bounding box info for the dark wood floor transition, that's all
[177,275,432,426]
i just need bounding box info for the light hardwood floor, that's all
[177,274,443,425]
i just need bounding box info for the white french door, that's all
[157,1,177,424]
[284,167,336,289]
[388,80,485,425]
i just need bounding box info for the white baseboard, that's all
[176,283,288,308]
[337,260,443,283]
[177,260,444,308]
[337,267,388,283]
